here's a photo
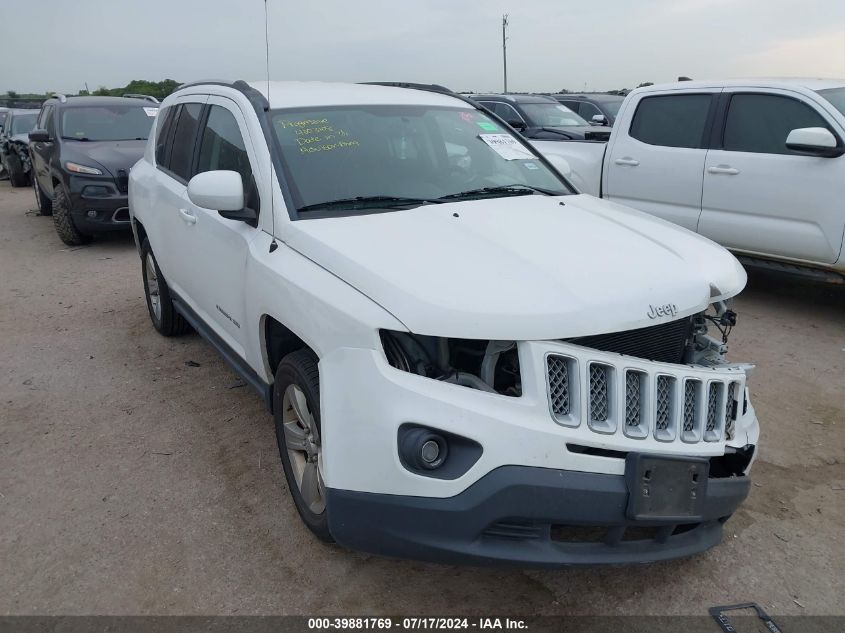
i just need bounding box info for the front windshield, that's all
[11,112,37,135]
[61,105,157,141]
[271,105,572,214]
[817,88,845,117]
[521,103,590,128]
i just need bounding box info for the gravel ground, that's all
[0,180,843,616]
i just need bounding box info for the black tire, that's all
[273,349,333,543]
[52,185,90,245]
[140,238,191,336]
[9,167,28,188]
[33,176,52,215]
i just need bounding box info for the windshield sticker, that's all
[460,112,475,122]
[143,107,158,117]
[277,118,361,154]
[478,133,536,160]
[477,121,498,132]
[523,162,539,170]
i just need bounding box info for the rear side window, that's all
[168,103,204,182]
[154,106,177,168]
[723,93,833,155]
[629,94,712,148]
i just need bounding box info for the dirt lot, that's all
[0,180,843,617]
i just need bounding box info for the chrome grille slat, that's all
[706,383,719,432]
[547,356,570,416]
[655,376,672,431]
[625,372,641,427]
[683,380,697,432]
[589,364,609,423]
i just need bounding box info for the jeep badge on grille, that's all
[647,303,678,319]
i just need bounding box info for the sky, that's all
[3,0,845,95]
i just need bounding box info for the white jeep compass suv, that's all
[129,80,760,566]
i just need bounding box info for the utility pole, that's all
[502,14,509,93]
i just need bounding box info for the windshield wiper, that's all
[61,136,92,142]
[298,195,441,213]
[438,184,558,201]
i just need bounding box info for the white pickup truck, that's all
[536,79,845,282]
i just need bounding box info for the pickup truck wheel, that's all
[33,177,52,215]
[273,350,333,543]
[140,239,191,336]
[52,185,90,245]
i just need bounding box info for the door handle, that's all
[708,165,740,175]
[614,157,640,166]
[178,208,197,225]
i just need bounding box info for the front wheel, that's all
[52,185,89,245]
[273,349,333,543]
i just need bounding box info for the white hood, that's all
[283,194,747,340]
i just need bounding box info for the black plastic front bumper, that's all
[67,177,131,234]
[327,465,750,567]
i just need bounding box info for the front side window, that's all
[167,103,203,181]
[629,94,712,148]
[38,105,54,132]
[10,112,37,135]
[196,105,258,211]
[60,105,157,141]
[270,105,572,216]
[521,103,588,128]
[723,93,833,155]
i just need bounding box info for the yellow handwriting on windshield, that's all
[279,118,361,154]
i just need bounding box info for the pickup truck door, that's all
[699,90,845,265]
[603,91,719,231]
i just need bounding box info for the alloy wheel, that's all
[282,383,325,514]
[145,253,162,322]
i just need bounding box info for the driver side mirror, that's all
[591,114,608,126]
[28,129,50,143]
[785,127,843,157]
[507,120,527,132]
[187,170,257,226]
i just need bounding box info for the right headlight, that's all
[379,329,521,397]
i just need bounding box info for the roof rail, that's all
[55,94,68,103]
[360,82,454,95]
[123,93,160,103]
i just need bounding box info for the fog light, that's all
[421,440,440,464]
[400,428,448,470]
[86,209,98,219]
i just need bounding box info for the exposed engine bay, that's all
[381,302,742,397]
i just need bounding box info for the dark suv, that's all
[552,93,625,126]
[28,95,158,245]
[468,94,611,141]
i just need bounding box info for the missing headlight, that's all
[380,330,521,397]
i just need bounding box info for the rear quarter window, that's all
[629,94,713,148]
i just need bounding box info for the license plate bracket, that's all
[625,453,709,521]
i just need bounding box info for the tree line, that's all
[2,79,182,103]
